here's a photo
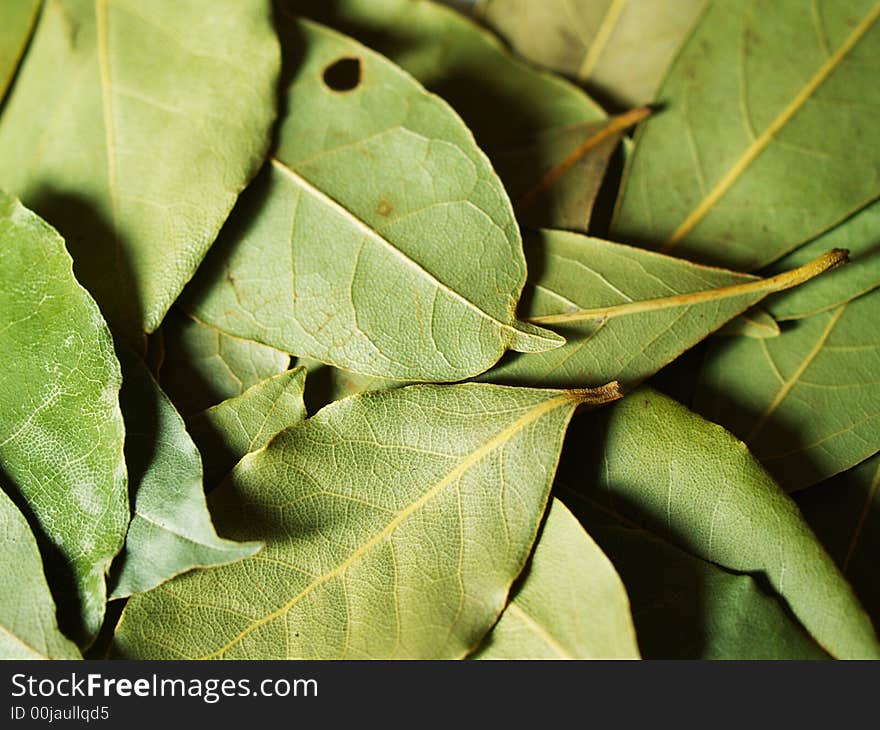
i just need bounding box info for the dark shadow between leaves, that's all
[25,188,145,346]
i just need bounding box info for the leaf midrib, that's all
[269,157,527,342]
[195,392,575,659]
[662,2,880,250]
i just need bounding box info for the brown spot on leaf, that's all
[377,199,393,216]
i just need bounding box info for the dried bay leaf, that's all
[479,229,844,389]
[0,486,81,659]
[0,0,280,337]
[560,388,879,659]
[184,18,561,382]
[293,0,631,233]
[797,455,880,629]
[109,348,261,600]
[612,1,880,271]
[572,523,827,660]
[477,0,707,108]
[695,290,880,492]
[190,368,307,488]
[113,382,620,659]
[765,200,880,320]
[0,192,127,645]
[156,310,291,419]
[471,499,639,660]
[0,0,39,103]
[715,307,780,339]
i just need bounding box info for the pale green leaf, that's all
[183,18,561,382]
[575,523,827,659]
[296,357,395,415]
[110,348,261,600]
[0,192,127,645]
[798,454,880,629]
[293,0,615,232]
[156,310,291,419]
[560,387,879,659]
[480,229,841,389]
[190,368,308,488]
[612,1,880,271]
[765,200,880,320]
[0,487,81,660]
[477,0,707,108]
[695,291,880,491]
[472,498,639,660]
[715,307,780,339]
[0,0,39,102]
[0,0,280,337]
[112,383,614,659]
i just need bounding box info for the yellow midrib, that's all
[504,602,574,659]
[577,0,627,81]
[529,248,846,326]
[197,393,577,659]
[745,305,846,445]
[662,2,880,250]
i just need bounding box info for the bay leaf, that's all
[573,523,827,660]
[480,229,843,389]
[0,192,127,645]
[477,0,707,108]
[695,290,880,491]
[0,0,280,337]
[292,0,627,233]
[765,200,880,320]
[611,1,880,271]
[0,486,81,659]
[183,18,561,382]
[109,348,261,600]
[797,454,880,629]
[0,0,40,103]
[296,357,395,415]
[157,309,291,419]
[715,307,780,339]
[112,382,620,659]
[560,387,879,659]
[190,368,307,489]
[471,498,639,660]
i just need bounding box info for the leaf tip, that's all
[567,380,625,407]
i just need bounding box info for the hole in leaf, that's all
[322,57,362,92]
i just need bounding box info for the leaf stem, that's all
[516,106,652,215]
[530,248,849,326]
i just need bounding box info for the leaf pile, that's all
[0,0,878,660]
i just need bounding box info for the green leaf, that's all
[479,229,843,389]
[573,523,827,659]
[695,291,880,491]
[183,18,560,382]
[715,308,780,339]
[156,310,291,419]
[109,347,261,600]
[112,382,620,659]
[0,192,127,645]
[798,454,880,629]
[190,368,308,488]
[611,1,880,271]
[289,0,618,233]
[0,0,280,337]
[765,200,880,320]
[0,486,81,659]
[471,499,639,659]
[0,0,39,103]
[296,357,395,415]
[477,0,707,108]
[560,387,880,659]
